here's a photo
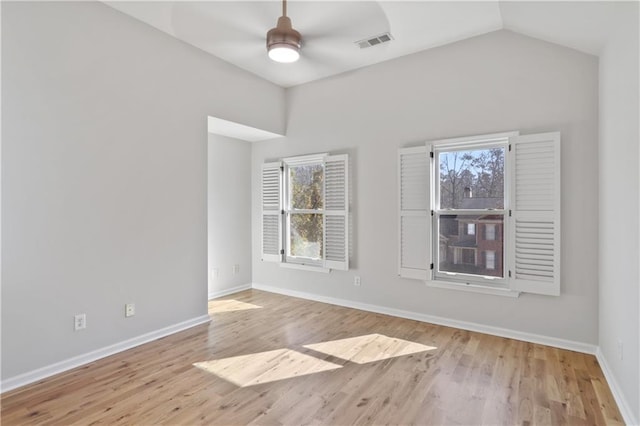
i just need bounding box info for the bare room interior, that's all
[1,1,639,425]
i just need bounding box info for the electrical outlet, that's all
[354,276,361,286]
[618,340,623,360]
[74,314,86,331]
[125,303,135,318]
[233,264,240,275]
[212,268,219,280]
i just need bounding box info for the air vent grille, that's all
[356,32,394,49]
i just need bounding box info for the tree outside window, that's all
[288,163,324,261]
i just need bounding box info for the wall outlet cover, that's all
[125,303,135,317]
[74,314,86,331]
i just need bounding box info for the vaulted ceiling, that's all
[106,1,626,88]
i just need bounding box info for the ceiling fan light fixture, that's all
[266,3,301,63]
[268,44,300,63]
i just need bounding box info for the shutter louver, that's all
[509,132,561,295]
[325,216,346,262]
[398,146,431,280]
[324,155,349,270]
[262,162,282,262]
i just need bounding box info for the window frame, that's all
[430,132,516,289]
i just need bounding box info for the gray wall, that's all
[1,1,284,380]
[208,134,252,296]
[599,3,640,420]
[252,30,600,345]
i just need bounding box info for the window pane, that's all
[290,214,323,259]
[486,251,496,270]
[290,164,324,210]
[467,223,475,235]
[438,147,505,209]
[438,214,503,278]
[485,224,496,240]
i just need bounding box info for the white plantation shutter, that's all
[323,155,349,270]
[508,132,561,295]
[398,146,431,280]
[262,162,283,262]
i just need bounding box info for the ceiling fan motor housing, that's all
[266,16,302,51]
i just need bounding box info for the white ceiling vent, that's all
[355,32,394,49]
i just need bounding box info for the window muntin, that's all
[285,160,325,264]
[434,143,506,284]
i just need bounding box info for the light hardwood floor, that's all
[1,290,623,425]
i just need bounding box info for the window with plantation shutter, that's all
[261,162,283,262]
[261,153,349,271]
[508,132,561,296]
[397,130,561,297]
[398,146,431,280]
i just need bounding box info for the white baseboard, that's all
[208,283,252,300]
[251,283,597,355]
[1,314,211,394]
[595,348,639,426]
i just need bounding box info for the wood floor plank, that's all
[1,289,624,425]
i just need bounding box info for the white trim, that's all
[280,263,330,273]
[595,348,639,426]
[429,130,519,149]
[0,315,211,394]
[399,268,428,280]
[427,280,519,298]
[208,284,252,300]
[282,153,327,166]
[251,283,596,355]
[207,116,282,143]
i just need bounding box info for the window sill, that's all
[427,280,520,298]
[280,263,330,273]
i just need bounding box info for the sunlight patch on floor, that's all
[303,333,436,364]
[193,349,342,387]
[208,299,262,313]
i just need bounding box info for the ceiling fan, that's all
[266,0,302,63]
[165,1,391,75]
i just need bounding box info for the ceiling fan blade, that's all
[169,2,277,48]
[291,1,390,46]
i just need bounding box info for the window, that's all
[286,161,324,264]
[398,131,561,296]
[261,153,349,271]
[486,251,496,270]
[466,223,476,235]
[485,224,496,241]
[435,143,506,283]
